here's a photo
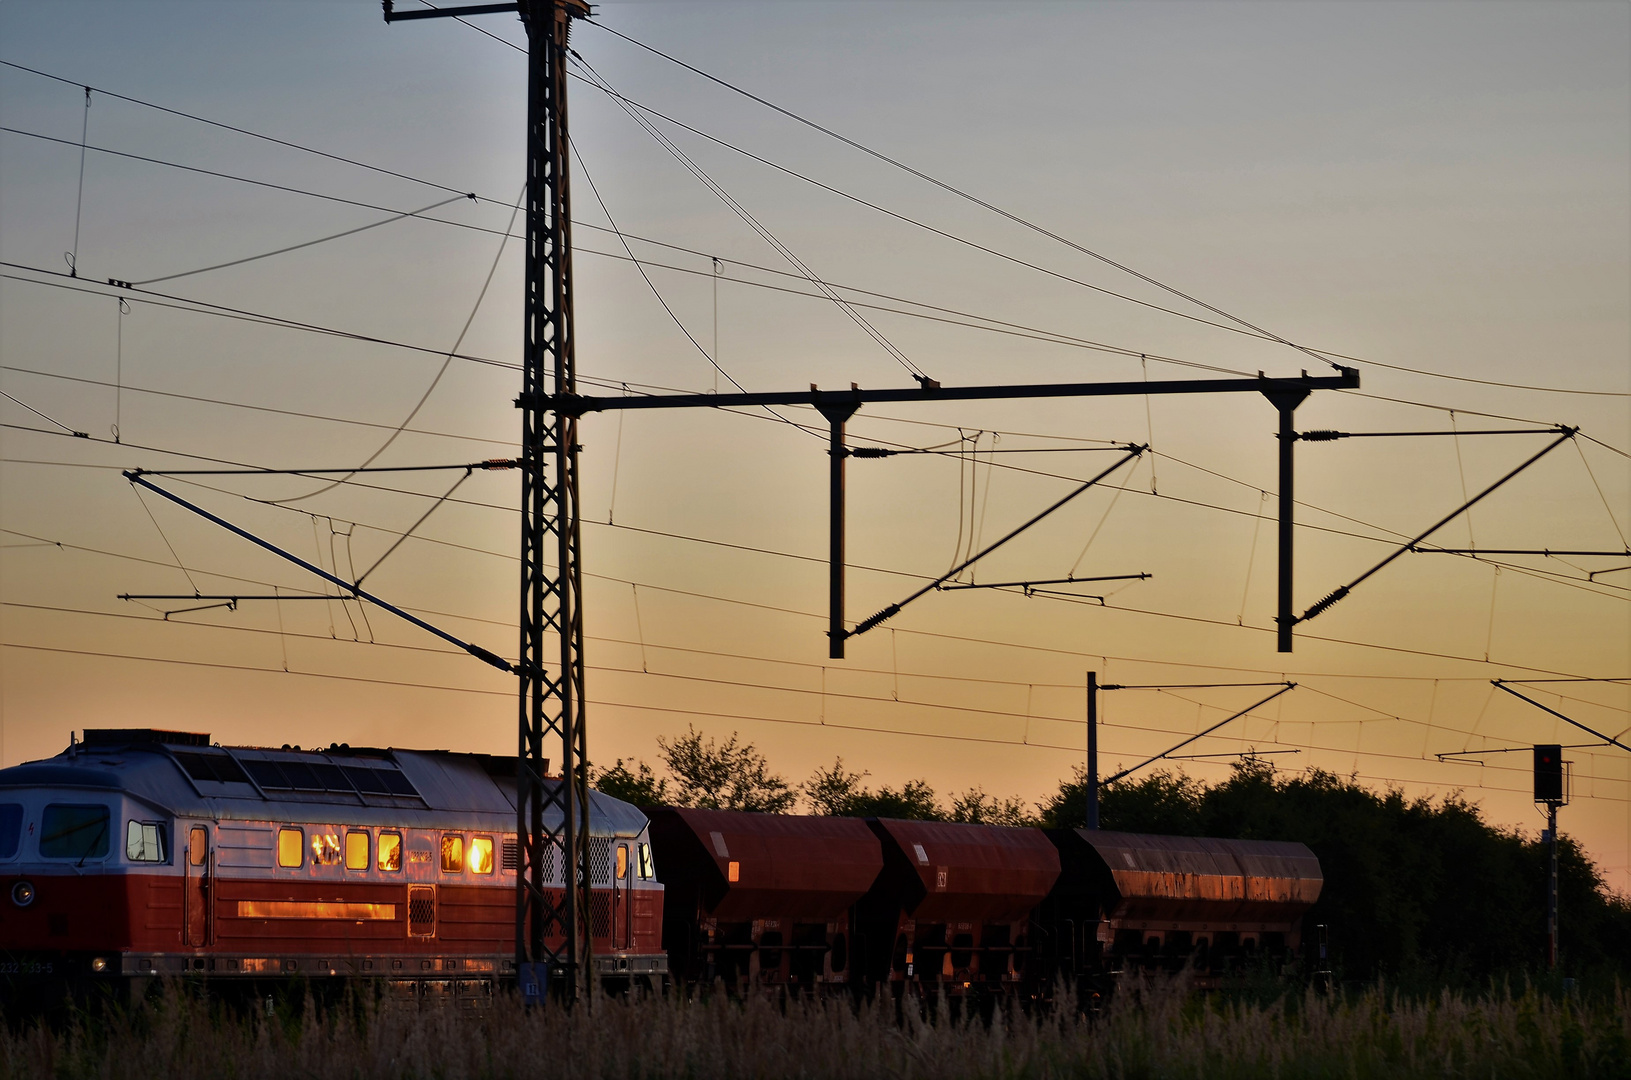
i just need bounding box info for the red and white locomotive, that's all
[0,729,666,1002]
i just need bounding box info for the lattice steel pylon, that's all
[384,0,593,1000]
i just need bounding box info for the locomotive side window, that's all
[441,834,464,873]
[125,820,166,862]
[377,832,402,872]
[615,844,628,880]
[0,804,24,859]
[41,805,109,859]
[311,832,342,866]
[469,836,494,875]
[277,827,304,868]
[637,842,654,879]
[188,826,207,867]
[345,831,370,871]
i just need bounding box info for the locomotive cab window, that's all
[638,842,654,879]
[277,827,304,868]
[441,834,463,873]
[469,835,494,875]
[0,804,22,860]
[41,805,110,860]
[377,832,402,872]
[345,831,369,871]
[615,844,628,880]
[125,820,166,862]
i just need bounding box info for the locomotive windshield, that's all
[40,804,109,860]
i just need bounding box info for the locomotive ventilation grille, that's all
[408,886,435,937]
[590,892,612,937]
[589,836,613,886]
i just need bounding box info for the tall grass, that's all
[3,979,1627,1079]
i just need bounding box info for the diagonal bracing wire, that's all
[132,193,473,286]
[848,445,1145,639]
[1298,428,1580,626]
[0,388,86,437]
[1491,681,1631,754]
[123,471,518,675]
[1101,683,1298,784]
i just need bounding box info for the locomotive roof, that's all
[0,730,647,837]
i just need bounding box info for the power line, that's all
[567,54,929,385]
[11,396,1624,626]
[579,25,1631,401]
[579,21,1345,375]
[5,634,1625,806]
[2,265,521,371]
[0,365,516,447]
[4,524,1612,698]
[0,58,481,202]
[9,399,1624,648]
[6,60,1625,399]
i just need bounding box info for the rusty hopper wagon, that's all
[646,809,1323,999]
[0,730,668,1003]
[857,819,1061,994]
[646,808,882,992]
[1043,829,1323,989]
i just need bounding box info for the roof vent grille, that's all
[83,729,211,747]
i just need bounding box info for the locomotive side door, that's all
[185,826,209,947]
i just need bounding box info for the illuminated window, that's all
[311,832,342,866]
[469,836,494,875]
[345,831,369,871]
[638,842,654,879]
[188,826,207,868]
[615,844,629,880]
[441,834,464,873]
[377,832,402,872]
[727,860,740,883]
[278,827,304,868]
[125,820,165,862]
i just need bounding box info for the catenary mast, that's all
[384,0,593,1000]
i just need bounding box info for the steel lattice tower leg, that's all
[516,0,592,1001]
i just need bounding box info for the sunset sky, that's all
[2,4,1627,885]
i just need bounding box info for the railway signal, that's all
[1534,743,1568,970]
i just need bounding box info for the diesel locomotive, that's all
[0,729,667,1004]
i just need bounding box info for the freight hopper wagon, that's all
[857,820,1061,996]
[646,808,882,993]
[1043,830,1322,990]
[0,730,667,1004]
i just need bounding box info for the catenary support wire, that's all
[123,470,518,674]
[1298,428,1579,626]
[1101,684,1297,784]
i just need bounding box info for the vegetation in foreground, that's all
[4,980,1630,1079]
